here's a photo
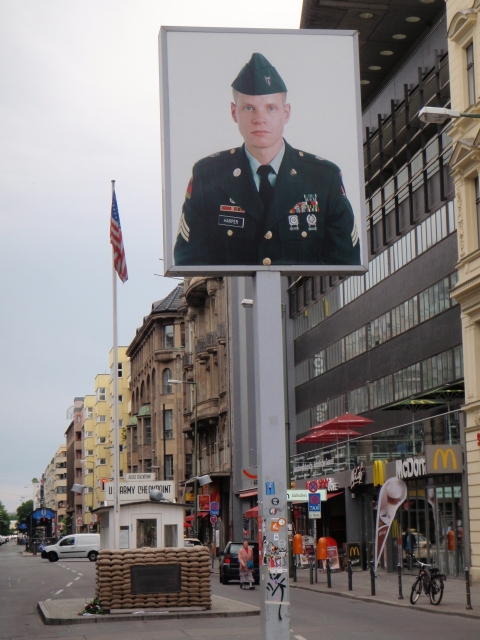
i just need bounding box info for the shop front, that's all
[291,411,469,577]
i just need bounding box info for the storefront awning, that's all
[245,506,258,518]
[327,491,344,500]
[185,512,209,524]
[239,489,258,499]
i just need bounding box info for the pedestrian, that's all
[238,540,255,590]
[174,52,360,267]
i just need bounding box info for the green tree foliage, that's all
[0,501,11,535]
[31,478,39,484]
[16,500,34,524]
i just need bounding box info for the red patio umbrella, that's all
[309,413,373,432]
[295,428,361,444]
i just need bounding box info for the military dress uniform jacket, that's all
[173,140,360,266]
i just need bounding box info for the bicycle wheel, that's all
[410,578,422,604]
[429,577,444,605]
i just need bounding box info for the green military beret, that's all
[231,53,287,95]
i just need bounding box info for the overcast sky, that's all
[0,1,302,513]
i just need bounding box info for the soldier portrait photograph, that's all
[160,28,366,273]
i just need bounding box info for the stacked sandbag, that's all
[95,547,211,611]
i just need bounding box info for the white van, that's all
[41,533,100,562]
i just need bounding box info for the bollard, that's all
[466,569,473,610]
[293,558,297,583]
[326,558,332,588]
[370,561,376,596]
[348,559,353,591]
[397,563,403,599]
[309,558,314,585]
[315,558,318,583]
[32,542,37,556]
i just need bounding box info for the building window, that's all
[86,408,93,419]
[85,431,94,438]
[118,395,123,403]
[164,325,174,348]
[97,388,106,402]
[163,369,172,394]
[467,42,476,106]
[165,455,174,480]
[98,458,107,465]
[144,418,152,445]
[133,428,138,452]
[86,449,94,456]
[97,415,106,423]
[98,437,106,444]
[144,459,152,473]
[164,409,173,439]
[185,454,193,479]
[118,362,123,378]
[119,470,124,478]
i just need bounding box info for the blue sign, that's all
[308,493,321,512]
[266,482,275,495]
[17,523,27,530]
[32,508,55,520]
[210,501,220,516]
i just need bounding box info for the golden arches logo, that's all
[349,546,360,556]
[433,448,457,471]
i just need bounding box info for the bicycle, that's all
[408,554,446,605]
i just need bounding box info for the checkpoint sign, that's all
[308,492,321,519]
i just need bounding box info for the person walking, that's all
[238,540,255,590]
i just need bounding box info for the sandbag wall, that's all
[95,546,211,611]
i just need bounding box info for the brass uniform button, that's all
[301,231,307,238]
[227,230,233,236]
[233,168,241,177]
[230,149,235,154]
[299,151,304,156]
[290,169,297,176]
[264,231,273,240]
[263,258,272,266]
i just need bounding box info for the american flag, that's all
[110,189,128,283]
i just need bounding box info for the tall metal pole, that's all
[163,403,167,481]
[193,382,198,538]
[111,180,120,550]
[254,271,290,640]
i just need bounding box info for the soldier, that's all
[174,53,360,267]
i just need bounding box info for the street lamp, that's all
[418,106,480,124]
[169,379,201,535]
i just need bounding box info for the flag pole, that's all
[111,179,120,550]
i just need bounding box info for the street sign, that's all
[104,480,175,502]
[76,517,83,526]
[210,515,218,524]
[125,473,155,481]
[287,489,327,502]
[90,514,97,523]
[308,492,321,520]
[308,480,318,493]
[210,501,220,515]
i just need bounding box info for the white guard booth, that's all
[95,501,186,550]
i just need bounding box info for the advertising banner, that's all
[374,477,407,572]
[198,495,211,512]
[159,27,367,277]
[104,480,175,503]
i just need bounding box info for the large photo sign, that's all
[159,27,367,276]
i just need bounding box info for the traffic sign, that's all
[210,501,220,515]
[308,480,318,493]
[210,515,218,524]
[76,517,83,526]
[308,492,321,520]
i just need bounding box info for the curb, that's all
[289,583,480,620]
[37,599,261,625]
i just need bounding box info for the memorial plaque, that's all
[130,564,181,594]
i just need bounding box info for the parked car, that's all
[41,533,100,562]
[403,531,429,562]
[219,541,259,585]
[184,538,203,547]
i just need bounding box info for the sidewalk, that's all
[290,565,480,619]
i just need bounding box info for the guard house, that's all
[95,500,186,549]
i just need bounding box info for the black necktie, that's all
[257,165,274,212]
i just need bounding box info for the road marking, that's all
[75,576,81,581]
[55,590,63,595]
[294,636,308,640]
[77,573,83,576]
[66,582,73,587]
[45,599,51,602]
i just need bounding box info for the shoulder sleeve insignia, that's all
[341,185,347,198]
[185,176,193,200]
[177,212,190,242]
[351,222,359,247]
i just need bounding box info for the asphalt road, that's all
[0,543,478,639]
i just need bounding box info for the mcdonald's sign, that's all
[346,542,362,567]
[425,445,462,474]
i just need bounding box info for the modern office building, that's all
[288,3,467,577]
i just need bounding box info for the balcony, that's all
[183,352,194,370]
[184,277,208,304]
[206,332,217,353]
[196,338,208,361]
[217,323,226,344]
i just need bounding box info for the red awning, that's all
[185,512,209,523]
[327,491,344,500]
[239,489,258,499]
[245,505,258,518]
